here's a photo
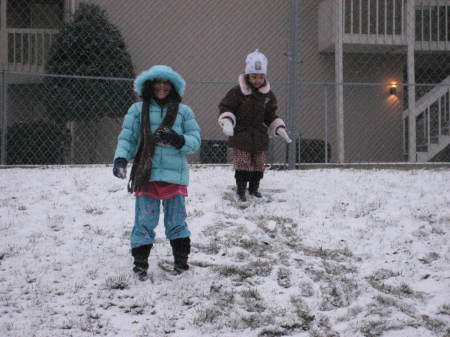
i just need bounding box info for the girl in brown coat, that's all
[218,49,292,202]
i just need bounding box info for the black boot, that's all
[236,181,247,202]
[249,179,262,198]
[131,244,152,280]
[170,237,191,274]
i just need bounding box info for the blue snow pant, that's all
[131,195,190,249]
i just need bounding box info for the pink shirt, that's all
[135,181,188,200]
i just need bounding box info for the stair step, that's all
[430,136,439,144]
[417,145,428,152]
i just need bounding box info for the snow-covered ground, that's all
[0,166,449,337]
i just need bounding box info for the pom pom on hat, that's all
[245,49,268,75]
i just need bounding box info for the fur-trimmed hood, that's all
[134,65,186,97]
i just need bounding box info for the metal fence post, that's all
[407,0,417,162]
[1,70,6,165]
[324,85,329,163]
[287,0,300,169]
[335,0,344,163]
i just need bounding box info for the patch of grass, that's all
[77,313,106,334]
[370,268,399,281]
[105,274,129,290]
[209,282,235,307]
[359,319,419,337]
[47,215,64,232]
[193,306,222,326]
[236,239,272,257]
[27,232,43,245]
[437,304,450,315]
[322,260,357,276]
[84,207,104,215]
[215,264,254,281]
[422,315,449,335]
[258,328,286,337]
[319,278,360,310]
[277,267,291,288]
[235,250,250,261]
[301,245,354,262]
[201,222,228,237]
[413,209,436,224]
[137,324,154,337]
[0,218,14,232]
[122,230,131,240]
[290,296,315,330]
[61,319,76,330]
[277,251,290,266]
[189,259,214,268]
[0,244,19,261]
[193,240,221,255]
[336,305,364,322]
[374,294,416,317]
[124,303,145,315]
[299,281,314,297]
[241,288,262,300]
[368,276,423,299]
[353,200,383,218]
[241,288,266,313]
[332,200,349,214]
[86,268,99,281]
[418,252,440,264]
[187,208,204,218]
[240,313,265,328]
[92,226,114,238]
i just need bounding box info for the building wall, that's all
[67,0,411,162]
[77,0,292,163]
[297,1,337,161]
[1,0,414,163]
[343,54,405,162]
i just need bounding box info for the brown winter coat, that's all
[218,78,280,153]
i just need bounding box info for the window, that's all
[7,0,63,29]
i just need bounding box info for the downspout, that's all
[407,0,416,162]
[335,0,345,163]
[0,0,7,165]
[287,0,300,168]
[1,70,6,165]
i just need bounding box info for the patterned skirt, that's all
[233,149,266,172]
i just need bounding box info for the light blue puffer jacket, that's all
[114,65,201,186]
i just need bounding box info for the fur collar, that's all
[238,74,271,95]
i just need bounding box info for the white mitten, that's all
[220,118,234,137]
[277,127,292,143]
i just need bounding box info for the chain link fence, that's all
[0,0,449,165]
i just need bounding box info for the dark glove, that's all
[113,157,128,179]
[154,127,185,149]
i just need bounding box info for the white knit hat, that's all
[245,49,268,75]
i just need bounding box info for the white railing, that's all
[402,76,450,160]
[319,0,450,50]
[343,0,407,45]
[5,28,58,72]
[415,0,450,50]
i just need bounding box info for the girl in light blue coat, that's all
[113,65,201,279]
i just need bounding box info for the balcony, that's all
[0,0,64,72]
[319,0,450,53]
[4,28,58,73]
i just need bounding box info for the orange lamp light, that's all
[389,82,398,95]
